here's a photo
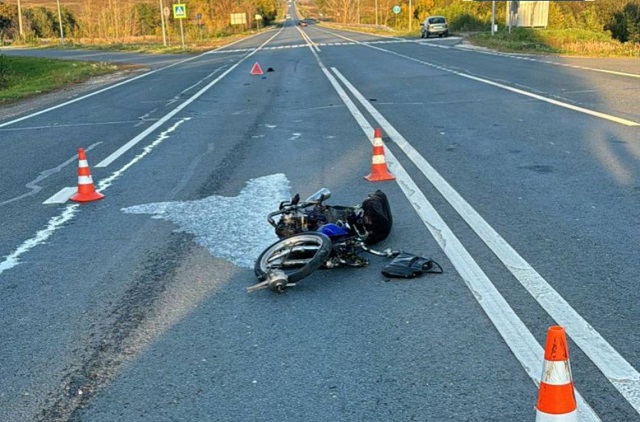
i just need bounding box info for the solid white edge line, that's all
[317,28,639,127]
[96,30,286,168]
[0,32,267,130]
[331,66,640,415]
[319,65,600,422]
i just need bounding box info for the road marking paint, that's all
[96,32,284,168]
[316,30,639,127]
[0,34,263,130]
[1,142,101,207]
[332,66,640,416]
[0,204,79,275]
[0,28,288,274]
[315,60,601,421]
[0,118,189,275]
[43,187,76,204]
[454,45,640,79]
[298,27,320,52]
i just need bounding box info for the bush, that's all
[0,54,12,89]
[606,2,640,43]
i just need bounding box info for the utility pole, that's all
[56,0,65,45]
[159,0,167,46]
[409,0,412,31]
[375,0,378,26]
[491,0,495,36]
[16,0,24,37]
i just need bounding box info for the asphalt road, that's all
[1,15,640,422]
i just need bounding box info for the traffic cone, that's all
[535,326,578,421]
[250,62,264,75]
[365,128,395,182]
[70,148,104,202]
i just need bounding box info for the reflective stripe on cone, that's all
[536,326,578,421]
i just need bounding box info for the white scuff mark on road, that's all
[289,133,301,141]
[121,174,291,269]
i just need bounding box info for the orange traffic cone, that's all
[70,148,104,202]
[250,62,264,75]
[365,128,395,182]
[535,326,578,421]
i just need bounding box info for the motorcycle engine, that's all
[275,209,328,239]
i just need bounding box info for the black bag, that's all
[381,252,443,279]
[361,190,393,245]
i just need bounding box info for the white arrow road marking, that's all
[121,174,291,269]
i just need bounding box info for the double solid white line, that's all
[331,67,640,416]
[308,30,639,415]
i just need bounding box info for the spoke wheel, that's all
[254,233,332,284]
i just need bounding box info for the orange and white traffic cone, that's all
[70,148,104,203]
[535,326,578,421]
[365,128,395,182]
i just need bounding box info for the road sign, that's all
[255,14,263,20]
[392,5,401,14]
[173,4,187,19]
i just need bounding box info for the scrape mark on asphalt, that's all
[122,173,291,268]
[38,233,195,422]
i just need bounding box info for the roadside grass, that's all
[34,29,275,55]
[0,55,118,104]
[468,28,640,57]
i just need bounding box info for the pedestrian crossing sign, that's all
[173,4,187,19]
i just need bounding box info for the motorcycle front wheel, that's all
[254,232,332,284]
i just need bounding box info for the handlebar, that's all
[267,201,316,227]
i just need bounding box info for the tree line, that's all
[0,0,638,44]
[314,0,640,43]
[0,0,279,43]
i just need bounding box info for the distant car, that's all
[420,16,448,38]
[286,13,291,19]
[298,20,307,27]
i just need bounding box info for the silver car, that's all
[420,16,448,38]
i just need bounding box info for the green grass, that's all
[469,28,640,57]
[0,55,119,103]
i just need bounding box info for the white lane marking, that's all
[166,67,226,107]
[315,60,600,421]
[0,118,189,275]
[95,31,284,168]
[333,66,640,416]
[316,30,639,127]
[43,187,76,204]
[297,27,320,52]
[0,34,262,130]
[0,204,79,275]
[121,174,290,269]
[1,142,101,206]
[454,45,640,79]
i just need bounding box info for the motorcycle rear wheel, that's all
[254,232,332,284]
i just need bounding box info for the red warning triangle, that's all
[250,62,264,75]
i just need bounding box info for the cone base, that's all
[70,191,104,202]
[365,172,395,182]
